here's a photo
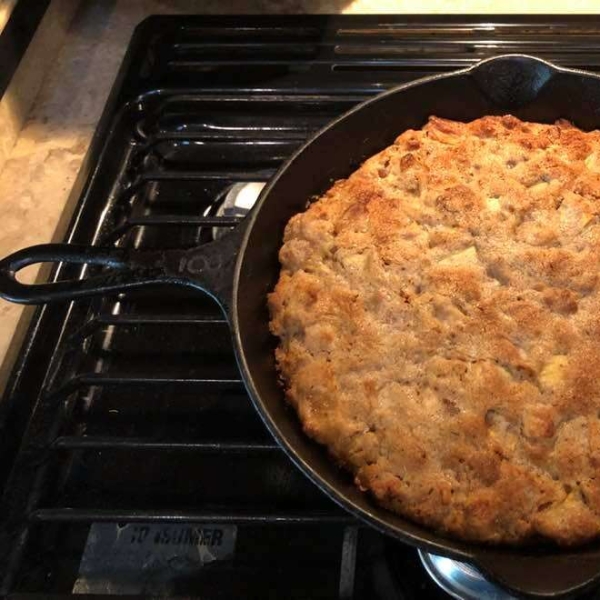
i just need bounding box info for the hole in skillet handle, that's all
[473,549,600,599]
[469,54,554,110]
[0,226,246,317]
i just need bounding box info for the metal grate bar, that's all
[167,57,474,68]
[30,509,354,525]
[335,38,600,48]
[172,41,329,51]
[66,313,228,344]
[45,374,243,402]
[8,595,153,599]
[91,314,227,325]
[127,215,242,226]
[77,375,243,386]
[139,92,367,106]
[76,374,242,386]
[331,56,600,70]
[52,436,279,452]
[338,526,359,600]
[142,131,310,142]
[135,93,375,122]
[138,169,276,182]
[336,22,600,36]
[102,215,240,243]
[171,26,320,37]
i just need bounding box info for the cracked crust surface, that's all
[269,115,600,546]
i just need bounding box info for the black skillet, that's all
[2,55,600,599]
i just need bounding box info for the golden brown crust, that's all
[268,115,600,546]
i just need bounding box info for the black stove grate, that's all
[4,15,600,599]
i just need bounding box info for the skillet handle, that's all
[474,552,600,598]
[0,227,244,313]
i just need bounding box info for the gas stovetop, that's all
[4,15,600,600]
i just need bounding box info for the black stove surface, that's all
[3,14,600,599]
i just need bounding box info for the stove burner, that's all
[418,551,516,600]
[212,182,265,240]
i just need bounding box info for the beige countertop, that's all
[0,0,597,390]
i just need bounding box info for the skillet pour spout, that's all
[2,55,600,598]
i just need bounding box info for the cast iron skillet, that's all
[2,55,600,598]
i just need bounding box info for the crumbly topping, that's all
[269,115,600,545]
